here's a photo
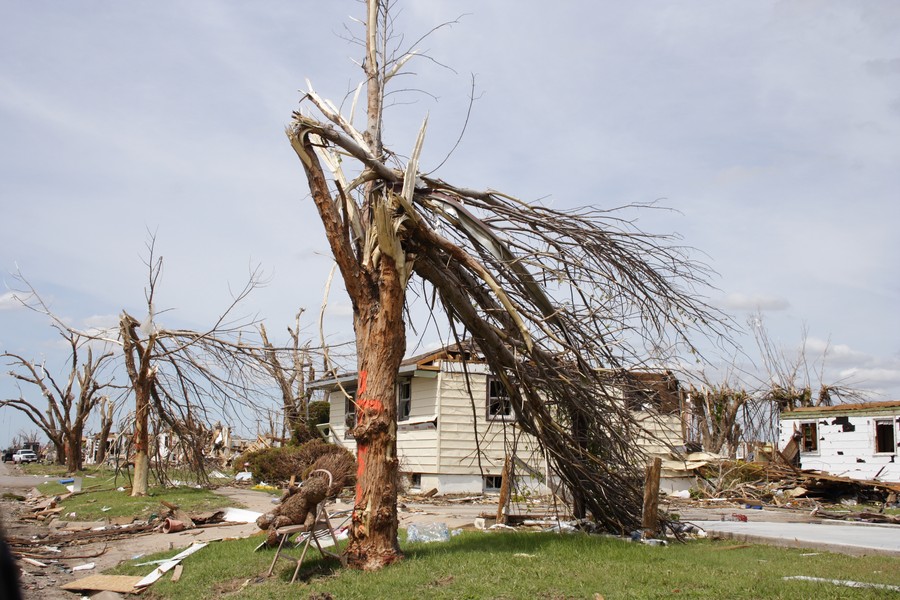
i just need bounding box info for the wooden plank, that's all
[171,564,184,583]
[60,574,143,593]
[496,456,511,524]
[641,457,662,534]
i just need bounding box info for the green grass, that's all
[17,465,234,521]
[53,485,230,521]
[18,463,74,477]
[108,531,900,599]
[18,465,234,521]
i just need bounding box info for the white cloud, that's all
[802,337,870,367]
[0,292,24,311]
[720,293,790,312]
[838,367,900,387]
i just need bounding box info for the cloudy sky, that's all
[1,1,898,443]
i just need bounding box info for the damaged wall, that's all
[779,401,900,482]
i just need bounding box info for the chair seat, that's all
[274,523,312,535]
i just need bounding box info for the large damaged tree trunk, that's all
[286,0,411,569]
[95,398,114,465]
[289,121,408,569]
[344,266,406,568]
[65,422,83,473]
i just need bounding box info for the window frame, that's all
[483,475,503,492]
[799,421,819,454]
[344,390,357,439]
[486,377,515,421]
[874,418,896,455]
[397,379,412,422]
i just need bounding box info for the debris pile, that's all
[679,459,900,523]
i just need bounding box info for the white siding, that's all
[780,411,900,482]
[436,369,544,477]
[396,375,439,471]
[635,412,683,457]
[323,362,687,494]
[326,389,357,453]
[324,378,441,469]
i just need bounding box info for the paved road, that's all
[0,460,48,490]
[695,519,900,557]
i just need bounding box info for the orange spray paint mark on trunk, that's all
[358,370,368,397]
[358,397,384,411]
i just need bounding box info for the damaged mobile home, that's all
[779,400,900,483]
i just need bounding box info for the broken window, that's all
[624,387,656,412]
[397,379,411,422]
[344,391,357,438]
[800,421,818,453]
[409,473,421,489]
[875,419,895,454]
[483,475,503,491]
[487,377,514,420]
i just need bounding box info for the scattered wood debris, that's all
[691,460,900,508]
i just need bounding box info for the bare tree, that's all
[115,240,269,496]
[256,312,317,442]
[2,327,114,471]
[751,315,864,411]
[288,1,723,569]
[7,239,278,495]
[12,429,42,449]
[686,383,748,455]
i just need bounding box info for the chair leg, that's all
[291,535,314,584]
[266,531,289,577]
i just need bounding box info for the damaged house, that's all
[312,344,686,495]
[779,400,900,483]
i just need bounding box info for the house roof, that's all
[780,399,900,419]
[399,340,480,369]
[308,341,482,390]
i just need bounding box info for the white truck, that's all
[12,449,38,463]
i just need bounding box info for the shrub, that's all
[288,400,332,445]
[289,422,316,446]
[307,400,331,430]
[306,449,356,495]
[238,439,355,487]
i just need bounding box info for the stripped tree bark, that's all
[94,396,116,465]
[289,0,724,569]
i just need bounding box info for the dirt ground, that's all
[2,486,270,600]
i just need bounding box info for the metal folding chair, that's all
[263,469,351,583]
